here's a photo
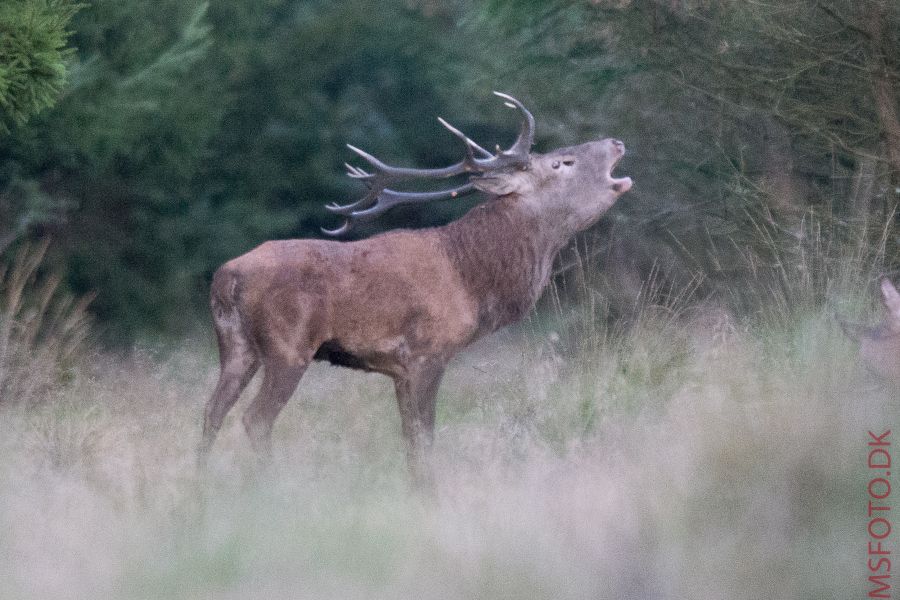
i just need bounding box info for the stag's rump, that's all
[210,240,334,365]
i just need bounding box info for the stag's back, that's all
[212,229,482,367]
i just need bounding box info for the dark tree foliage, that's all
[1,1,219,336]
[0,0,80,253]
[0,0,898,341]
[1,0,467,338]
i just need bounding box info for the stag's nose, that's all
[611,139,625,153]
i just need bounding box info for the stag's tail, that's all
[209,264,258,363]
[210,266,242,326]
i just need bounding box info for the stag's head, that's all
[323,92,631,236]
[472,138,632,232]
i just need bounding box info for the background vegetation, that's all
[1,1,898,597]
[1,0,898,338]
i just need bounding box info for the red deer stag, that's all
[840,278,900,382]
[200,93,632,479]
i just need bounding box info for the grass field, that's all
[1,283,896,599]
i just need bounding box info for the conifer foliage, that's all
[0,0,80,132]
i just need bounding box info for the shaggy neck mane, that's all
[439,194,566,335]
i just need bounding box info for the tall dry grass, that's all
[0,218,897,598]
[0,239,92,406]
[0,274,895,599]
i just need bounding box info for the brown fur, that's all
[441,195,562,335]
[200,138,632,482]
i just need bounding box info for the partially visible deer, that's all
[839,278,900,382]
[200,93,632,481]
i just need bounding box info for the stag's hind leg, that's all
[200,320,259,459]
[241,358,309,460]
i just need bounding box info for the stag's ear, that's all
[881,278,900,331]
[472,173,526,197]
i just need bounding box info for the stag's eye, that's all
[552,158,574,169]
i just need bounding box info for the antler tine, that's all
[492,91,535,156]
[321,220,352,236]
[324,93,537,236]
[351,184,476,219]
[322,183,477,235]
[346,143,471,180]
[437,117,494,159]
[344,163,373,180]
[340,93,533,186]
[324,187,379,215]
[327,139,480,234]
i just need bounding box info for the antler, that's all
[322,92,535,236]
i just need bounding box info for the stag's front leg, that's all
[393,361,446,487]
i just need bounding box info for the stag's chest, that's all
[441,205,562,335]
[471,247,556,334]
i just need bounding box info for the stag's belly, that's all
[324,282,480,374]
[312,339,376,371]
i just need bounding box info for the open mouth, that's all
[609,152,632,193]
[611,175,632,193]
